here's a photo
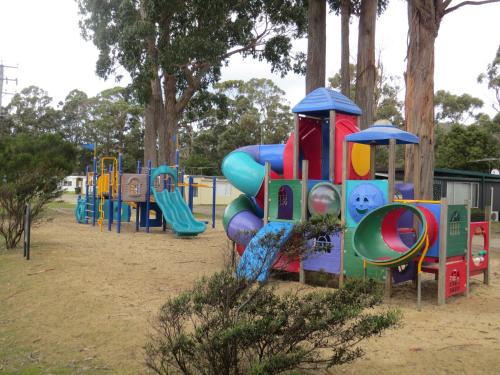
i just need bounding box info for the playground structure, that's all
[75,154,214,236]
[222,87,491,307]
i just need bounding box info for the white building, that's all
[60,175,85,193]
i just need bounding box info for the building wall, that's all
[182,176,242,206]
[483,182,500,215]
[60,176,85,192]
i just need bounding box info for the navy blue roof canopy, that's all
[345,124,419,145]
[292,87,362,117]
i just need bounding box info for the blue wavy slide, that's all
[151,166,206,236]
[236,221,294,282]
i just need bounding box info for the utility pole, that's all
[0,62,18,108]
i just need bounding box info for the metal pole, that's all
[264,163,270,225]
[438,199,448,305]
[146,160,152,233]
[92,157,97,226]
[188,176,194,212]
[85,165,89,224]
[300,159,308,284]
[135,160,142,232]
[293,115,299,179]
[108,165,113,231]
[117,154,123,234]
[212,176,216,229]
[329,110,336,182]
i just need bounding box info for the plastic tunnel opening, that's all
[353,203,437,267]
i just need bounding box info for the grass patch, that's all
[46,200,75,209]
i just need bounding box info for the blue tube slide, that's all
[221,144,284,197]
[236,144,285,174]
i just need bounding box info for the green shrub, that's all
[0,134,76,248]
[145,271,399,374]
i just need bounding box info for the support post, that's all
[188,176,194,212]
[264,163,270,225]
[417,271,422,310]
[485,188,493,285]
[135,160,142,232]
[300,159,308,284]
[146,160,152,233]
[180,169,185,198]
[293,115,299,179]
[413,144,421,199]
[385,269,393,299]
[465,199,471,297]
[108,165,113,231]
[92,157,97,226]
[339,140,349,288]
[85,165,89,224]
[329,110,336,182]
[212,176,216,229]
[388,138,396,202]
[370,145,376,180]
[438,198,448,305]
[117,154,123,234]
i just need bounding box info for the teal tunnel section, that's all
[236,222,294,282]
[150,165,206,236]
[222,151,266,197]
[222,144,285,244]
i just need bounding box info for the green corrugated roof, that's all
[434,168,500,179]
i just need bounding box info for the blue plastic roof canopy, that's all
[345,124,419,145]
[292,87,362,117]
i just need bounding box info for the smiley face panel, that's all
[348,183,386,223]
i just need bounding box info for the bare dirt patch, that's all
[1,208,500,374]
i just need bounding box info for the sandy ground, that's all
[1,208,500,374]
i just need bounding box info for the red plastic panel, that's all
[255,169,281,209]
[283,134,294,179]
[272,254,300,273]
[381,208,408,253]
[445,260,467,298]
[282,117,322,180]
[236,243,245,256]
[415,205,439,247]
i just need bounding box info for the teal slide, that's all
[236,222,294,282]
[151,166,206,236]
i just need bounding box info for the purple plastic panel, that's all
[400,231,416,248]
[395,183,414,228]
[392,261,417,284]
[277,185,294,220]
[227,210,263,246]
[303,232,341,274]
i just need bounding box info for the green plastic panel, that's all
[268,179,302,223]
[343,230,386,281]
[446,204,468,257]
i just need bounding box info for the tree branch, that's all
[445,0,500,14]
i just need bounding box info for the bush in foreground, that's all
[145,271,399,374]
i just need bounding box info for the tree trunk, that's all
[140,1,161,167]
[404,2,439,199]
[340,0,351,98]
[144,76,162,167]
[305,0,326,94]
[160,75,177,166]
[355,0,377,130]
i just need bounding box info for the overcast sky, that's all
[1,0,499,116]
